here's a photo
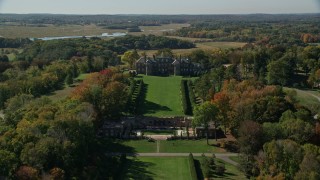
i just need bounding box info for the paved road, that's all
[108,152,239,166]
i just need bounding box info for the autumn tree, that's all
[212,91,231,134]
[258,139,303,179]
[238,120,263,177]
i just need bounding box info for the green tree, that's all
[238,120,263,177]
[121,50,139,69]
[267,59,292,86]
[280,118,314,144]
[65,74,73,86]
[188,49,210,68]
[155,48,174,58]
[192,102,219,144]
[0,150,19,177]
[261,139,303,179]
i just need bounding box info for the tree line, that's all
[0,68,134,179]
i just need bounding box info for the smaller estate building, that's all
[135,56,203,76]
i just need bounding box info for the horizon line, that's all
[1,13,319,16]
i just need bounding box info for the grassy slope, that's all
[115,139,225,153]
[140,75,184,117]
[284,87,320,107]
[120,140,157,153]
[45,73,90,102]
[122,156,245,180]
[159,139,225,153]
[123,157,192,180]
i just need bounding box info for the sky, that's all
[0,0,319,14]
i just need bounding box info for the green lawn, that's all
[159,139,225,153]
[284,87,320,113]
[139,75,184,117]
[44,73,90,101]
[122,157,193,180]
[76,73,90,81]
[113,139,225,153]
[229,156,240,164]
[44,85,78,102]
[116,140,157,153]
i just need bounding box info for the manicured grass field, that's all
[118,140,157,153]
[114,139,224,153]
[122,157,193,180]
[139,75,184,117]
[159,139,225,153]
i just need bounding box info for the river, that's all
[29,32,127,41]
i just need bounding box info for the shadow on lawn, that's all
[101,138,137,154]
[142,100,172,114]
[121,158,155,180]
[139,84,172,115]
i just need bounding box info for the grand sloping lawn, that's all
[140,75,184,117]
[113,139,224,153]
[122,157,193,180]
[159,139,225,153]
[283,87,320,114]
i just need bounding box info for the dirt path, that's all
[156,141,160,153]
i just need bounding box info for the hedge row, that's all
[126,79,137,113]
[181,80,192,115]
[187,80,197,107]
[134,79,144,114]
[188,153,198,180]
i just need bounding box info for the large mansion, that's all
[135,56,203,76]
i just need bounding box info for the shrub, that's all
[215,164,226,176]
[187,80,196,107]
[134,80,144,114]
[126,79,136,114]
[188,153,198,180]
[201,154,210,178]
[181,80,192,115]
